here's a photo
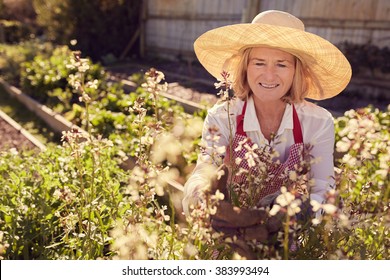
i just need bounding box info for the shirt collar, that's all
[278,103,293,133]
[243,97,294,133]
[243,97,260,132]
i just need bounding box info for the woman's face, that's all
[247,47,295,103]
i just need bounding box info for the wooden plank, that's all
[372,29,390,47]
[0,23,5,43]
[0,78,86,136]
[120,28,140,60]
[243,0,261,23]
[306,26,370,45]
[260,0,390,21]
[140,0,148,58]
[375,0,390,21]
[147,13,242,21]
[302,18,390,30]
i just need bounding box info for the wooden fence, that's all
[144,0,245,61]
[143,0,390,61]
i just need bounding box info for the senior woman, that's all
[182,11,351,228]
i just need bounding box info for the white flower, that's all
[141,135,154,146]
[352,141,361,150]
[184,243,198,257]
[322,204,338,215]
[216,146,226,155]
[78,59,90,73]
[151,133,181,164]
[86,79,99,89]
[289,171,297,181]
[375,169,388,180]
[215,169,225,181]
[310,200,322,212]
[275,187,295,207]
[379,153,389,169]
[9,148,18,155]
[213,190,225,201]
[344,109,356,119]
[247,157,256,168]
[287,201,301,216]
[336,137,351,152]
[269,204,281,216]
[342,153,357,165]
[184,117,204,138]
[338,213,350,227]
[311,217,321,225]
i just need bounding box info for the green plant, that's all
[20,46,106,106]
[0,51,207,260]
[0,142,130,259]
[0,39,54,84]
[333,105,389,259]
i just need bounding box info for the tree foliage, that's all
[33,0,142,61]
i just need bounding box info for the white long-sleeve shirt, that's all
[182,96,335,215]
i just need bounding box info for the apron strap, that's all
[236,102,303,144]
[236,101,247,136]
[292,104,303,144]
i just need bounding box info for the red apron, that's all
[228,102,304,207]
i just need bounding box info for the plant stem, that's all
[283,214,290,260]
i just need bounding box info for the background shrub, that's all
[0,20,34,43]
[33,0,142,61]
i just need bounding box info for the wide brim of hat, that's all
[194,23,352,100]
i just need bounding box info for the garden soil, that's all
[0,117,37,151]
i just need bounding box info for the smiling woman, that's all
[182,10,352,257]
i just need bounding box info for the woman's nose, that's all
[263,65,277,81]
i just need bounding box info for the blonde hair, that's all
[232,47,322,103]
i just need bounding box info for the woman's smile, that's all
[259,83,279,89]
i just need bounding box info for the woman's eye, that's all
[255,62,265,66]
[277,64,287,68]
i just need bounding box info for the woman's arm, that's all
[182,109,231,215]
[308,115,336,204]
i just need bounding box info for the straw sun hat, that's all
[194,10,352,100]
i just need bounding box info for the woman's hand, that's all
[212,200,268,228]
[208,165,282,240]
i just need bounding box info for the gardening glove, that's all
[211,201,268,228]
[228,238,257,260]
[210,169,270,243]
[208,164,282,246]
[257,191,281,208]
[209,164,269,227]
[211,223,268,243]
[295,196,314,224]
